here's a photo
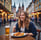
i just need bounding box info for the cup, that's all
[5,25,10,36]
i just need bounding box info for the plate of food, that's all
[11,32,27,38]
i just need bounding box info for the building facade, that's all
[32,0,41,21]
[26,0,41,21]
[0,0,12,23]
[0,0,11,11]
[26,2,34,17]
[11,2,24,17]
[0,0,4,5]
[5,0,11,11]
[16,3,24,17]
[33,0,41,12]
[16,3,21,17]
[11,2,16,18]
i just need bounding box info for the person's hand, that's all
[28,33,33,36]
[25,33,29,35]
[25,33,33,36]
[13,26,16,32]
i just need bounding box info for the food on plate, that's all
[13,32,24,36]
[14,32,20,36]
[18,33,24,36]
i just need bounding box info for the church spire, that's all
[19,3,21,8]
[13,2,16,8]
[22,3,24,7]
[22,2,24,10]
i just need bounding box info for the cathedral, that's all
[12,2,24,17]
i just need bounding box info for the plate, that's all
[11,32,27,38]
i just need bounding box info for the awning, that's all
[37,10,41,12]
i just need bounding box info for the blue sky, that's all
[12,0,32,11]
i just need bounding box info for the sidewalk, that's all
[32,22,41,30]
[32,22,41,40]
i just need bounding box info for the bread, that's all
[14,32,24,36]
[17,33,24,36]
[14,32,20,36]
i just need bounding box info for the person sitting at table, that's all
[13,12,37,38]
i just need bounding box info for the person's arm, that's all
[13,26,16,32]
[29,22,37,37]
[28,33,33,36]
[13,23,18,32]
[25,33,33,36]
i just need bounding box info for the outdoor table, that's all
[0,34,35,40]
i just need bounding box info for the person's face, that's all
[20,12,25,21]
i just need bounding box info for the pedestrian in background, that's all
[10,17,11,26]
[35,16,37,24]
[4,18,6,25]
[0,18,2,27]
[32,16,34,22]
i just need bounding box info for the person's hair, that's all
[18,12,30,29]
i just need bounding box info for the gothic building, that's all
[11,2,24,17]
[11,2,16,13]
[13,2,16,13]
[16,3,24,17]
[21,3,24,12]
[11,2,16,18]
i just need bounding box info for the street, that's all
[0,21,41,40]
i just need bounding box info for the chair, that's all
[36,29,41,40]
